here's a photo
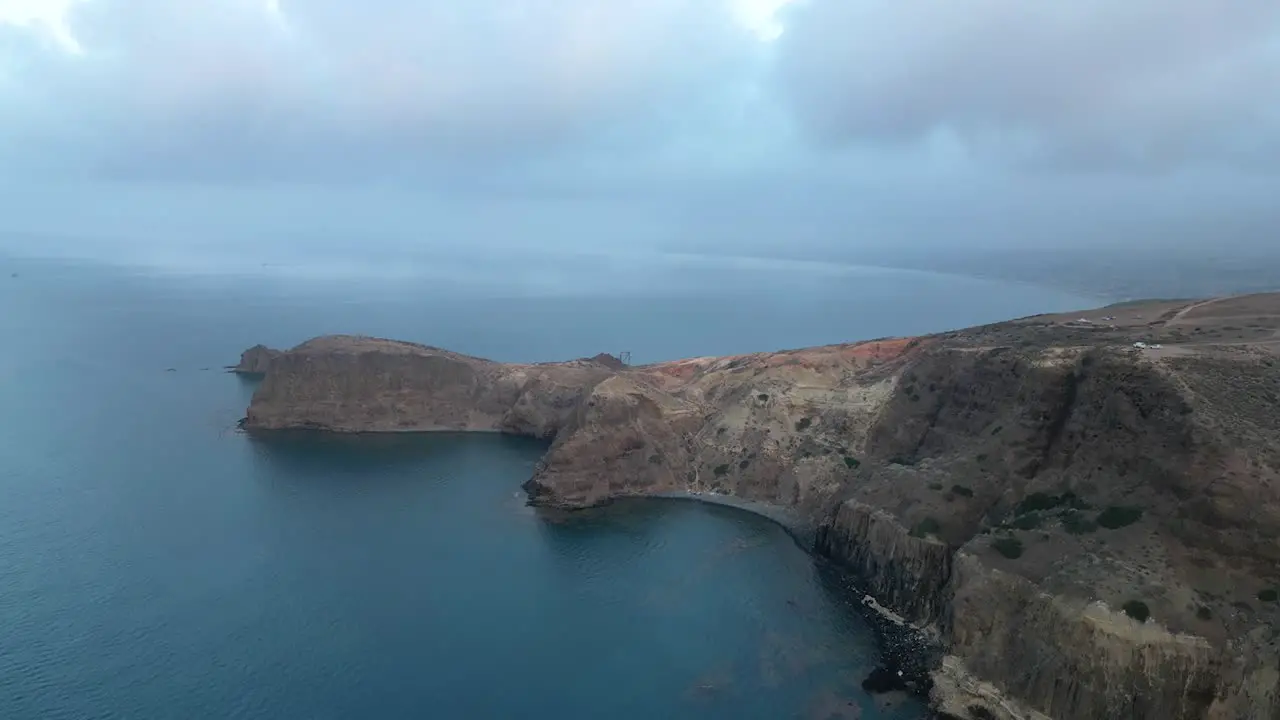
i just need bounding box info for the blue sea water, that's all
[0,252,1095,719]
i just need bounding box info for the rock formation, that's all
[237,293,1280,720]
[229,344,281,375]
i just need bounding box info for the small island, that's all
[234,294,1280,720]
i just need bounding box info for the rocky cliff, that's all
[239,336,616,435]
[230,344,280,374]
[237,294,1280,720]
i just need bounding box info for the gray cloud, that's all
[6,1,1280,179]
[2,0,1280,277]
[2,0,757,181]
[776,1,1280,169]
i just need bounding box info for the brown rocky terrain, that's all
[237,293,1280,720]
[230,344,281,374]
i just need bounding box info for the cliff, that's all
[237,293,1280,720]
[240,336,617,436]
[230,344,280,374]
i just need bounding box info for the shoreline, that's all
[240,424,949,713]
[552,491,943,709]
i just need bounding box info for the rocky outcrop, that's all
[942,553,1220,720]
[230,344,280,374]
[237,294,1280,720]
[241,336,613,434]
[816,500,954,625]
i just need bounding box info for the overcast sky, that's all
[2,1,1278,268]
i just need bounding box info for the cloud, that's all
[3,0,1280,276]
[775,1,1280,169]
[6,0,1280,180]
[1,0,759,181]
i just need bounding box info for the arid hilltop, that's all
[235,293,1280,720]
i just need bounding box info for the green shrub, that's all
[1061,510,1098,535]
[1017,492,1056,514]
[992,537,1023,559]
[738,459,750,470]
[910,517,941,538]
[1196,606,1212,620]
[1016,491,1086,515]
[1098,506,1144,529]
[990,425,1003,435]
[843,456,861,469]
[951,484,975,498]
[757,393,769,401]
[713,464,730,477]
[795,417,812,431]
[928,482,944,491]
[1122,600,1150,623]
[1259,589,1278,603]
[1009,514,1042,530]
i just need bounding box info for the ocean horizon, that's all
[0,250,1096,719]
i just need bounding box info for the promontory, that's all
[235,293,1280,720]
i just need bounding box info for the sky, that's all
[1,0,1279,270]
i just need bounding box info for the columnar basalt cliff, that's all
[237,294,1280,720]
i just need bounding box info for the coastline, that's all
[239,422,949,711]
[234,299,1280,720]
[623,491,944,707]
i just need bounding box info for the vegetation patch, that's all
[795,417,813,431]
[1122,600,1150,623]
[738,459,750,470]
[889,455,917,466]
[1017,491,1087,515]
[1009,514,1042,531]
[1259,589,1278,603]
[843,456,861,469]
[1060,510,1098,535]
[713,464,730,477]
[1196,606,1213,621]
[928,482,944,491]
[991,536,1023,559]
[909,517,941,539]
[757,393,769,401]
[1097,506,1144,529]
[951,484,975,498]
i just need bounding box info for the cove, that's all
[0,255,1093,719]
[250,430,925,719]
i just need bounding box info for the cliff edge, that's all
[237,294,1280,720]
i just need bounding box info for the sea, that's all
[0,249,1096,719]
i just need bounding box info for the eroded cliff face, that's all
[242,336,615,434]
[231,344,281,374]
[238,296,1280,720]
[815,500,953,626]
